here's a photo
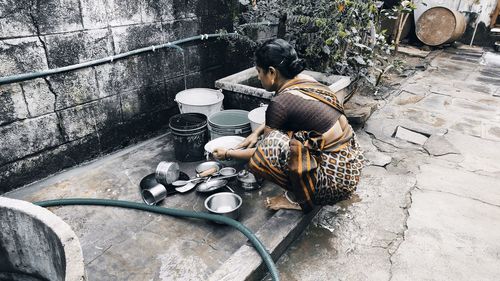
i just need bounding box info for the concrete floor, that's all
[5,134,289,280]
[264,47,500,280]
[5,46,500,281]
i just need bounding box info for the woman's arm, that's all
[212,147,256,161]
[212,123,277,161]
[212,124,265,161]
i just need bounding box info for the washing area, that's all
[4,124,284,280]
[0,16,351,278]
[0,28,291,279]
[2,72,351,281]
[1,67,351,281]
[2,85,300,281]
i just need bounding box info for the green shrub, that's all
[229,0,391,85]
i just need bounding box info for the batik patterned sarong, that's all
[249,80,364,213]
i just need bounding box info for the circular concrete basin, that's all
[0,197,86,281]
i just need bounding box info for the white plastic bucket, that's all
[175,88,224,117]
[248,105,267,131]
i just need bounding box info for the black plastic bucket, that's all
[169,113,208,162]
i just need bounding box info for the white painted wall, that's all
[414,0,498,26]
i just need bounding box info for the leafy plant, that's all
[382,1,420,53]
[285,1,388,76]
[229,0,392,91]
[223,0,402,94]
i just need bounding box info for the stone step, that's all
[208,208,319,281]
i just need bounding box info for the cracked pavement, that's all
[264,47,500,280]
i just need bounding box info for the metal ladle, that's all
[213,167,237,177]
[171,177,203,187]
[206,167,237,182]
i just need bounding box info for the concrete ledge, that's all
[209,207,320,281]
[215,67,351,101]
[215,67,379,126]
[0,197,86,281]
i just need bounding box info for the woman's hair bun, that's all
[255,38,306,78]
[288,58,306,77]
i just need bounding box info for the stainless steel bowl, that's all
[219,167,237,176]
[195,161,222,174]
[204,192,242,220]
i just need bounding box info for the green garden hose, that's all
[35,198,280,281]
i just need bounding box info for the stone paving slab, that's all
[4,133,313,280]
[391,189,500,281]
[417,163,500,206]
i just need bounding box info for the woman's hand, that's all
[235,133,259,149]
[236,123,265,149]
[212,147,229,160]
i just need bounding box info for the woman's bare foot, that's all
[265,194,302,211]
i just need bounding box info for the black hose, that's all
[35,198,280,281]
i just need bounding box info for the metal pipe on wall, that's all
[0,33,237,86]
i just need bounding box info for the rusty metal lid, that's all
[416,7,465,46]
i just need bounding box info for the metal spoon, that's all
[171,177,203,187]
[196,179,228,193]
[175,181,198,193]
[225,185,235,193]
[206,173,238,182]
[171,167,219,186]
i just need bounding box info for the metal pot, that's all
[140,171,191,206]
[195,161,222,174]
[155,161,180,185]
[237,170,261,191]
[204,192,242,221]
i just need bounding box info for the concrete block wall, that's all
[0,0,241,193]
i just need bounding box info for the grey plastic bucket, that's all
[208,110,252,140]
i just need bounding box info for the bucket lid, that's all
[169,113,207,130]
[208,110,250,128]
[175,88,223,106]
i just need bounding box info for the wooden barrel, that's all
[416,7,466,46]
